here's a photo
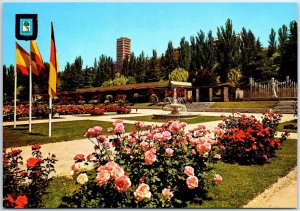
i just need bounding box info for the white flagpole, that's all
[49,97,52,137]
[29,42,32,132]
[14,66,17,128]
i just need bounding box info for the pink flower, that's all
[162,131,172,140]
[135,121,146,130]
[93,126,103,133]
[110,166,125,180]
[214,154,221,159]
[162,188,173,201]
[134,183,152,201]
[87,154,95,161]
[123,147,132,155]
[139,141,149,151]
[184,166,194,177]
[128,137,137,144]
[214,174,223,185]
[113,119,123,126]
[107,127,113,133]
[153,133,164,142]
[186,176,198,189]
[165,148,174,157]
[196,142,211,154]
[74,154,85,162]
[114,123,125,134]
[144,150,156,165]
[103,141,111,149]
[169,121,181,134]
[191,149,197,154]
[97,135,107,142]
[84,128,95,137]
[96,170,110,186]
[114,175,131,192]
[105,161,119,171]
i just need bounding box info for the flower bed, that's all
[61,120,222,208]
[216,112,289,164]
[3,145,57,208]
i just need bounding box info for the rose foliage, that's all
[3,145,57,208]
[60,120,222,208]
[216,112,289,164]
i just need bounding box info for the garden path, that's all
[5,109,297,208]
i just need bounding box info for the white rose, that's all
[77,173,88,185]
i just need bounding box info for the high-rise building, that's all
[116,37,131,68]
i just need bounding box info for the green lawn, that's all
[210,101,278,108]
[278,119,298,133]
[39,139,297,208]
[191,139,297,208]
[114,115,221,124]
[3,120,137,148]
[130,103,163,109]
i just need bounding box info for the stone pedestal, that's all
[209,88,213,102]
[196,88,200,102]
[223,87,229,102]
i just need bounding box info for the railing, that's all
[248,76,297,99]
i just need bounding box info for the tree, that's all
[227,68,242,86]
[168,68,189,82]
[267,28,277,57]
[135,51,147,83]
[179,37,191,71]
[215,19,241,82]
[146,49,161,82]
[162,41,178,80]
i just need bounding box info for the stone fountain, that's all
[153,82,198,119]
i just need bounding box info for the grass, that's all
[130,103,162,109]
[114,115,221,124]
[190,139,297,208]
[209,101,278,109]
[3,120,137,148]
[278,119,298,133]
[39,139,297,208]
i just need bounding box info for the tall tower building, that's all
[116,37,131,69]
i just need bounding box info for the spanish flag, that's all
[30,40,44,76]
[48,22,58,97]
[16,42,30,76]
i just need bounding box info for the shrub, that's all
[216,112,289,164]
[116,106,131,114]
[3,145,57,208]
[60,120,222,208]
[90,107,105,116]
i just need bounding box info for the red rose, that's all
[26,157,43,168]
[5,195,15,204]
[15,195,28,208]
[8,149,22,156]
[32,144,41,150]
[74,154,85,162]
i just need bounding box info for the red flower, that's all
[262,154,268,160]
[32,144,41,150]
[5,195,15,204]
[26,157,43,168]
[74,154,85,162]
[8,149,22,156]
[15,195,28,208]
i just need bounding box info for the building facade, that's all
[116,37,131,69]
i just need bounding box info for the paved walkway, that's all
[4,109,298,208]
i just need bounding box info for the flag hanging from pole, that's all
[30,40,44,76]
[48,22,58,97]
[16,42,30,76]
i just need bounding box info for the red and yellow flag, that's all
[16,42,30,76]
[48,22,59,98]
[30,40,44,76]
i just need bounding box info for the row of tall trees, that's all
[3,19,297,97]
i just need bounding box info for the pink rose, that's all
[134,183,152,201]
[191,149,197,154]
[165,148,174,157]
[135,121,146,130]
[214,174,223,185]
[110,166,125,180]
[113,119,123,126]
[96,170,110,186]
[93,126,103,133]
[186,176,198,189]
[114,175,131,192]
[114,123,125,134]
[139,141,149,151]
[168,121,181,134]
[153,133,164,142]
[105,161,119,171]
[162,131,172,140]
[196,142,211,154]
[128,137,137,144]
[214,154,221,159]
[144,151,156,165]
[184,166,194,177]
[162,188,173,201]
[84,128,95,137]
[87,154,95,161]
[97,135,107,142]
[123,147,132,155]
[103,141,111,149]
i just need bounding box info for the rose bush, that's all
[60,120,222,208]
[216,112,289,164]
[3,145,57,208]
